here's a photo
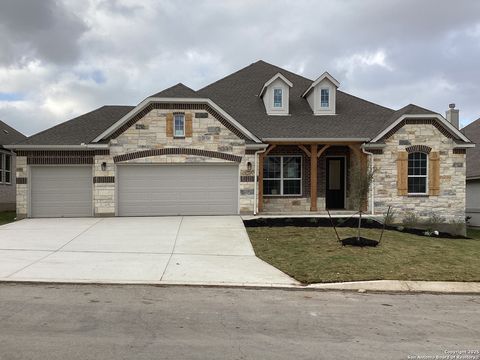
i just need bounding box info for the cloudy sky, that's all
[0,0,479,136]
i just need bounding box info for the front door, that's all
[326,157,345,209]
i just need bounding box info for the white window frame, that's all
[0,152,12,185]
[320,88,330,108]
[264,155,302,196]
[273,88,283,108]
[407,152,428,195]
[174,113,185,138]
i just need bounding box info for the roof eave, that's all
[4,144,110,150]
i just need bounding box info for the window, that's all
[273,88,283,108]
[0,153,11,184]
[174,114,185,137]
[264,156,302,195]
[408,152,427,194]
[320,88,329,108]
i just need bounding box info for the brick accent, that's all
[16,177,27,184]
[383,119,455,141]
[113,148,242,163]
[406,145,432,154]
[93,176,115,184]
[107,102,249,140]
[240,175,255,182]
[453,148,467,154]
[17,150,109,165]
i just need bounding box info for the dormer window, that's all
[273,89,283,108]
[302,71,340,115]
[320,88,329,108]
[259,72,293,115]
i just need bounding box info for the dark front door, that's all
[326,157,345,209]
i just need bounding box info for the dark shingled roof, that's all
[461,118,480,179]
[0,120,26,147]
[149,83,200,98]
[198,60,404,139]
[16,106,134,145]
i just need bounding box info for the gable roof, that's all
[149,83,200,98]
[301,71,340,98]
[15,106,134,146]
[259,72,293,97]
[0,120,26,147]
[462,118,480,179]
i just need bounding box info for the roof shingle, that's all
[0,120,26,146]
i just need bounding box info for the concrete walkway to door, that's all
[0,216,297,286]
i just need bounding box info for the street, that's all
[0,284,478,360]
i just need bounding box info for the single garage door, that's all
[30,166,92,217]
[118,165,239,216]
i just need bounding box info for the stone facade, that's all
[373,123,466,224]
[0,151,16,211]
[15,155,27,216]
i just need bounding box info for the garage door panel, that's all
[31,167,92,218]
[118,165,238,216]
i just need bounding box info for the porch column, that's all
[258,152,264,213]
[310,144,318,211]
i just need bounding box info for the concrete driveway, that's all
[0,216,297,286]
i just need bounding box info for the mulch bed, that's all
[243,217,467,239]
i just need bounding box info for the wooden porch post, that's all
[258,152,264,213]
[310,144,318,211]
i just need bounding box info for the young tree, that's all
[348,163,375,241]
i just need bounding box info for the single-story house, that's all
[6,60,473,228]
[462,117,480,226]
[0,120,26,211]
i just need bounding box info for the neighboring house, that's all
[6,60,473,231]
[462,117,480,226]
[0,120,26,211]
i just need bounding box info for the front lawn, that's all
[247,226,480,284]
[0,211,16,226]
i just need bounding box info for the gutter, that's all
[361,144,375,215]
[3,143,110,150]
[253,147,268,215]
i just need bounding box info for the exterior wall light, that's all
[247,162,252,171]
[101,162,107,171]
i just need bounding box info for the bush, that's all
[383,208,396,226]
[449,219,466,236]
[402,212,419,228]
[424,212,446,231]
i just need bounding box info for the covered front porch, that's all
[257,142,369,214]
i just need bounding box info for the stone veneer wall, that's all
[15,155,27,216]
[373,123,465,223]
[95,107,251,215]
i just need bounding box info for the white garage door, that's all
[117,165,239,216]
[30,166,93,218]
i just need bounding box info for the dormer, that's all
[260,72,293,116]
[302,72,340,115]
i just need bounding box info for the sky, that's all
[0,0,479,136]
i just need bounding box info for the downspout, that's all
[253,147,268,215]
[361,145,375,215]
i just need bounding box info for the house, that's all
[0,120,26,211]
[462,117,480,226]
[6,60,473,232]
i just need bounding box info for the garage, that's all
[117,164,239,216]
[30,166,93,218]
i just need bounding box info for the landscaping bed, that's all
[245,223,480,284]
[0,211,15,226]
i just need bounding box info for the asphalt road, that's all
[0,284,478,360]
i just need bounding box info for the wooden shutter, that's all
[397,151,408,196]
[429,151,440,196]
[166,113,173,137]
[185,113,193,137]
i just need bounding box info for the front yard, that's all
[247,226,480,284]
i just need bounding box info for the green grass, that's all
[0,211,16,226]
[247,226,480,284]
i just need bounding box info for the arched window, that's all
[408,152,428,194]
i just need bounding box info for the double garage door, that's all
[29,165,238,217]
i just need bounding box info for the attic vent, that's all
[3,129,8,134]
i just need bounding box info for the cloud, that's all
[0,0,480,136]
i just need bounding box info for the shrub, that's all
[383,207,396,226]
[449,219,466,236]
[402,211,419,228]
[424,212,446,231]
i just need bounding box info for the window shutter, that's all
[185,113,193,137]
[429,151,440,196]
[397,151,408,196]
[166,113,173,137]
